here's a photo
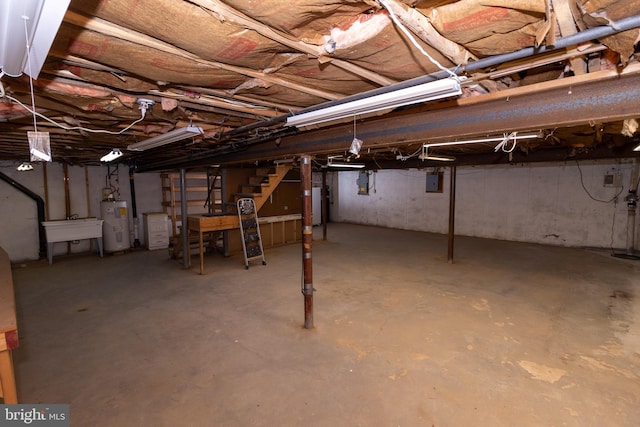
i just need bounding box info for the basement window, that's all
[426,171,443,193]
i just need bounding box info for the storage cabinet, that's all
[144,213,169,250]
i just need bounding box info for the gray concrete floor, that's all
[9,223,640,426]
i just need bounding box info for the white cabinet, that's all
[144,213,169,250]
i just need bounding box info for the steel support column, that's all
[301,156,314,329]
[447,166,456,264]
[322,169,328,241]
[180,168,189,269]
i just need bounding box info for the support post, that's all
[322,169,328,241]
[301,155,314,329]
[180,168,189,269]
[129,168,141,248]
[447,166,457,264]
[63,163,71,254]
[625,159,639,255]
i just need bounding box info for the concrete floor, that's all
[9,223,640,426]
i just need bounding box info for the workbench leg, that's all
[199,232,204,275]
[0,350,18,404]
[47,243,54,265]
[185,229,190,266]
[96,237,104,258]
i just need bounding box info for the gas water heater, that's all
[101,200,130,252]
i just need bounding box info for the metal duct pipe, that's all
[625,159,640,255]
[0,170,47,258]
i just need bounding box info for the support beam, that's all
[300,156,314,329]
[137,67,640,172]
[447,166,456,264]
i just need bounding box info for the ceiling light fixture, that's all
[419,146,456,162]
[127,126,204,151]
[100,148,123,162]
[0,0,71,79]
[634,143,640,152]
[286,78,462,128]
[16,162,33,171]
[423,132,541,149]
[326,156,365,169]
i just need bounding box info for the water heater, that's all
[101,200,130,252]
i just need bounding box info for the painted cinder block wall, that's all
[329,160,639,250]
[0,161,162,262]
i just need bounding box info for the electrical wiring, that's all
[0,75,148,135]
[575,160,625,203]
[23,16,39,134]
[395,145,423,161]
[378,0,460,81]
[494,132,519,153]
[609,199,618,255]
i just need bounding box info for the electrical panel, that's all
[603,171,623,188]
[357,171,369,195]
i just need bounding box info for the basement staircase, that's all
[231,163,293,212]
[171,163,293,259]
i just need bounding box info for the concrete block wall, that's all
[0,161,163,262]
[330,159,639,250]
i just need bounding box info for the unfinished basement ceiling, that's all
[1,0,640,171]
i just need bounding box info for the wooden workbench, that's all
[0,247,18,403]
[187,214,240,275]
[187,213,302,275]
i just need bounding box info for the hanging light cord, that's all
[22,14,39,134]
[1,14,148,137]
[378,0,460,81]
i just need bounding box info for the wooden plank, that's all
[0,249,17,338]
[0,247,18,403]
[553,0,587,75]
[0,350,17,403]
[191,0,395,86]
[63,11,342,101]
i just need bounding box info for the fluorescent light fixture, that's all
[286,78,462,128]
[17,162,33,171]
[326,156,365,169]
[634,143,640,152]
[100,148,123,162]
[0,0,71,78]
[127,126,204,151]
[327,162,365,169]
[422,154,456,162]
[419,146,455,161]
[423,132,541,149]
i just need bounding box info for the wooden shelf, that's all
[161,169,223,238]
